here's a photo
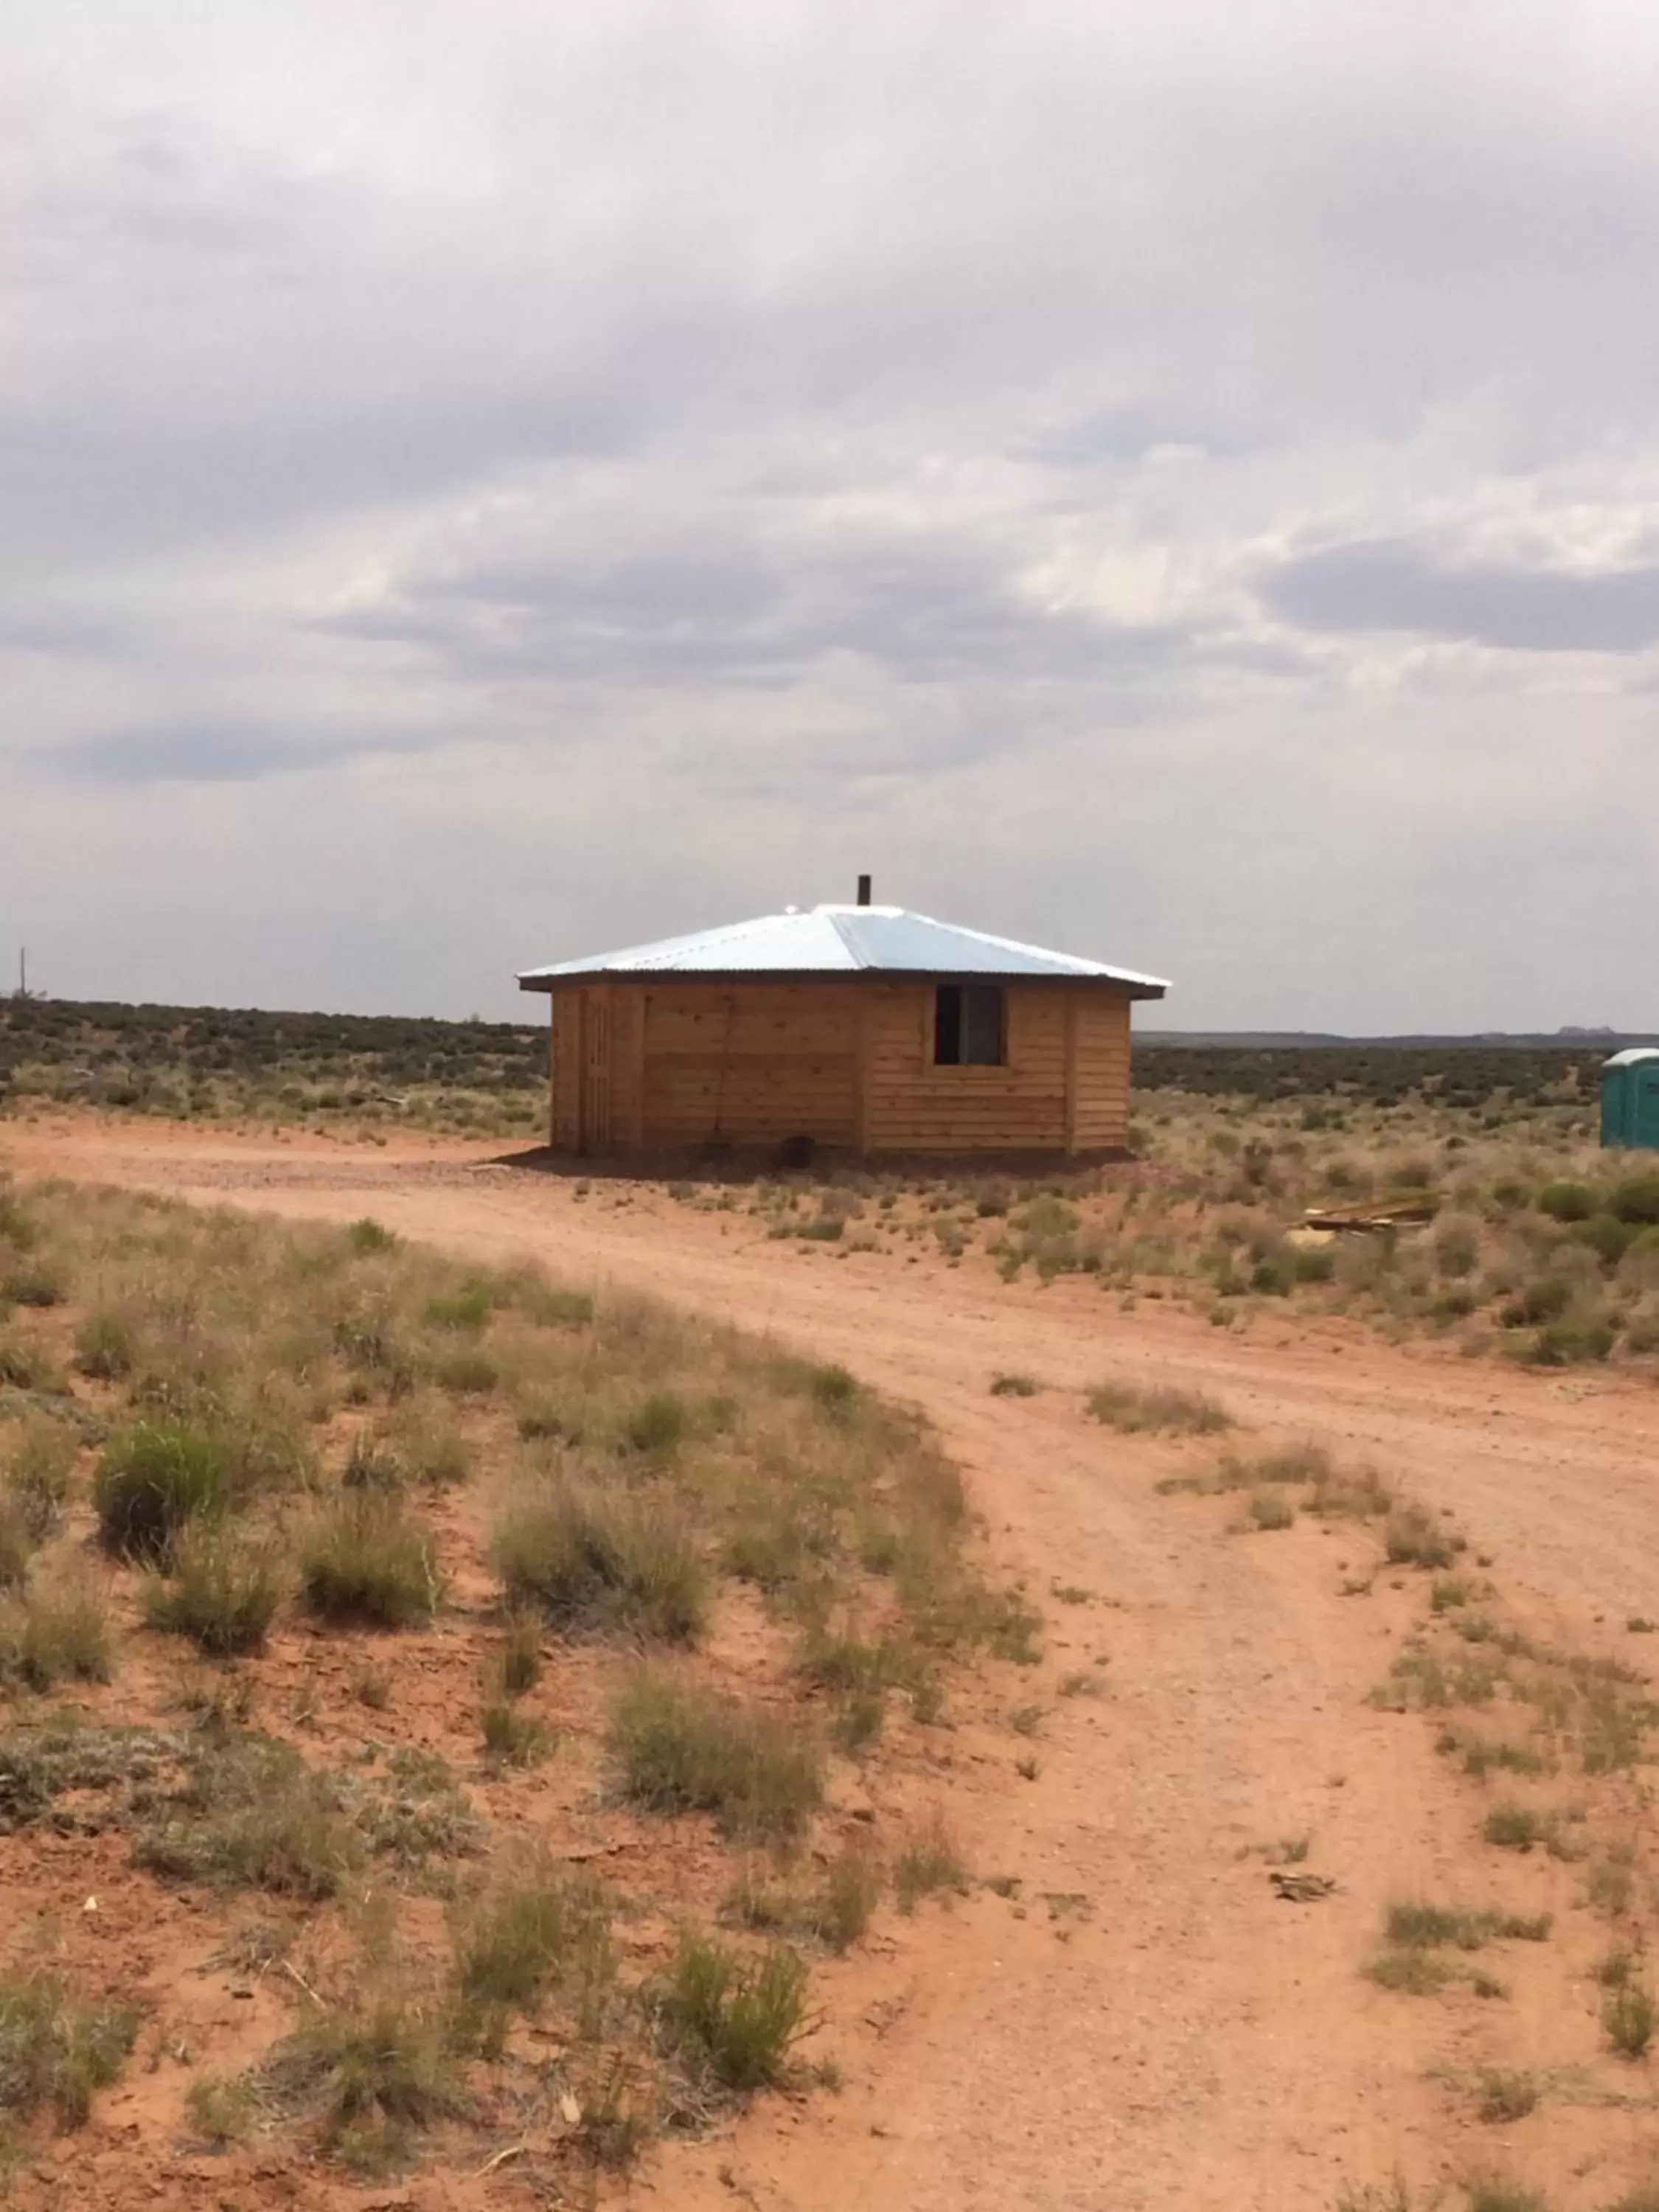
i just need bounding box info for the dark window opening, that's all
[934,984,1005,1066]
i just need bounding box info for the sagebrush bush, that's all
[492,1475,707,1640]
[660,1931,807,2091]
[298,1492,442,1627]
[94,1420,227,1562]
[611,1671,822,1839]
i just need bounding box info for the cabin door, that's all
[579,989,612,1153]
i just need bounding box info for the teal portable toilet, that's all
[1601,1048,1659,1150]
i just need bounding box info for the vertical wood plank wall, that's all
[547,978,1136,1154]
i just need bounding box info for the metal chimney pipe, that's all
[856,874,872,906]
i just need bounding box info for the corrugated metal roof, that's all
[518,904,1168,995]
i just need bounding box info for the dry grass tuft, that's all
[611,1671,823,1841]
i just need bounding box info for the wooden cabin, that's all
[516,883,1167,1161]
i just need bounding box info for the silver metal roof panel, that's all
[518,904,1168,994]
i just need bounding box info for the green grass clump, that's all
[452,1865,613,2028]
[1365,1947,1451,1995]
[492,1476,706,1641]
[143,1523,284,1655]
[1482,1803,1547,1852]
[660,1931,806,2092]
[297,1492,442,1627]
[610,1671,822,1840]
[94,1420,227,1562]
[1085,1381,1231,1434]
[1383,1901,1551,1951]
[0,1969,137,2126]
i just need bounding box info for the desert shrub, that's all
[384,1399,472,1488]
[1610,1173,1659,1226]
[271,1983,461,2157]
[94,1421,227,1562]
[342,1432,404,1490]
[347,1218,397,1255]
[1384,1902,1550,1950]
[424,1283,493,1332]
[1527,1319,1616,1366]
[1604,1979,1657,2058]
[0,1968,137,2126]
[74,1307,137,1380]
[495,1610,543,1695]
[611,1671,822,1840]
[481,1701,554,1767]
[1498,1277,1572,1328]
[297,1492,442,1627]
[660,1931,806,2092]
[492,1475,706,1641]
[1385,1506,1462,1570]
[626,1391,688,1455]
[0,1497,33,1588]
[1537,1181,1596,1222]
[0,1569,114,1688]
[1248,1488,1295,1531]
[1085,1382,1231,1435]
[1476,2070,1539,2123]
[135,1731,359,1898]
[806,1841,883,1952]
[4,1415,77,1538]
[1482,1803,1546,1851]
[894,1815,969,1912]
[432,1347,498,1397]
[0,1327,61,1391]
[452,1863,613,2023]
[1573,1213,1639,1267]
[2,1257,68,1309]
[990,1372,1040,1397]
[143,1523,284,1655]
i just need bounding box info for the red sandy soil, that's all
[7,1112,1659,2211]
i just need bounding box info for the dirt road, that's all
[10,1118,1659,2209]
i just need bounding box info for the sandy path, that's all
[10,1119,1659,2208]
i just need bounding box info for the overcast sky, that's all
[5,1,1659,1032]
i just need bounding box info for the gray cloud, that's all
[1264,538,1659,653]
[39,720,442,785]
[321,529,1200,692]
